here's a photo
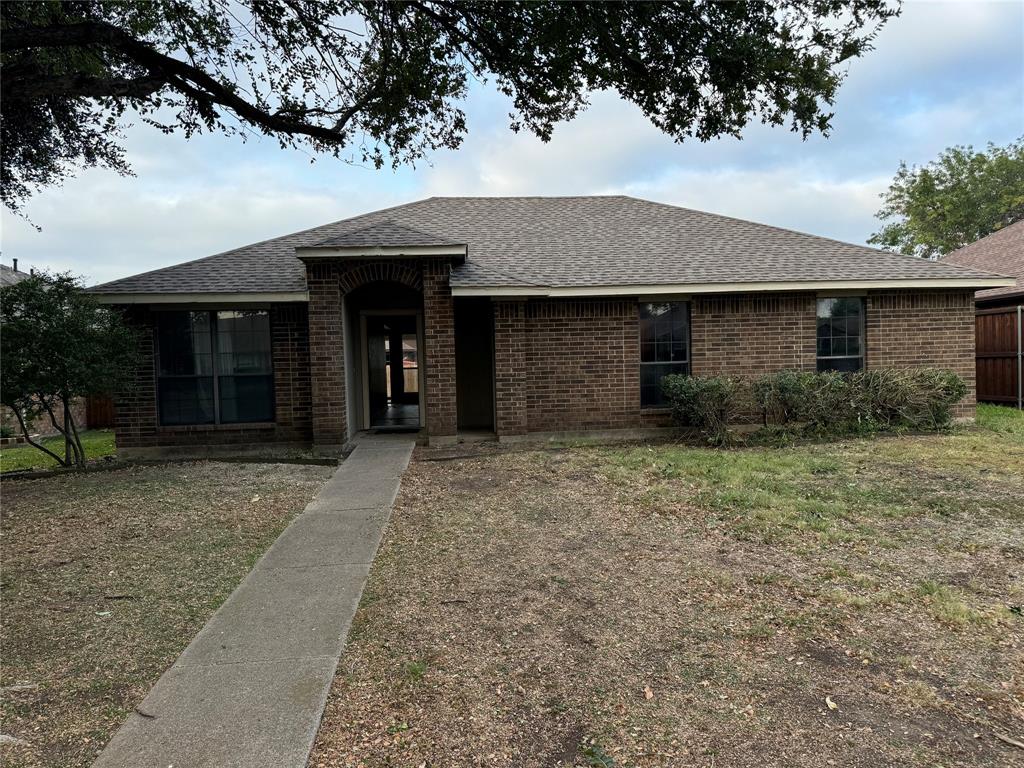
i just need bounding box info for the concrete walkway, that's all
[94,434,416,768]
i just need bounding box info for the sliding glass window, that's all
[156,310,274,425]
[640,301,690,407]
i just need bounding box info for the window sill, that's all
[157,421,276,433]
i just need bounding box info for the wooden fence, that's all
[975,306,1022,408]
[86,394,116,429]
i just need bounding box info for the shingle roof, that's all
[1,264,30,287]
[311,220,462,249]
[942,220,1023,302]
[92,196,1006,296]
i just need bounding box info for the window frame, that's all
[155,309,276,426]
[639,300,691,409]
[815,296,866,373]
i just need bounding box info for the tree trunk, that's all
[8,404,67,466]
[64,394,86,467]
[40,396,75,467]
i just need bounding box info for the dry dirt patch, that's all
[0,460,332,768]
[311,429,1023,768]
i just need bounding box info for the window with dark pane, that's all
[155,310,274,425]
[216,310,274,423]
[640,301,689,407]
[156,312,215,425]
[816,297,865,372]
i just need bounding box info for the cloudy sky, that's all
[2,1,1022,286]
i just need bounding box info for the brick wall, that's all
[491,289,976,436]
[423,260,457,438]
[691,293,818,375]
[114,303,313,449]
[306,262,347,445]
[493,300,528,435]
[866,290,976,417]
[520,299,641,433]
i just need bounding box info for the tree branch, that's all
[2,70,168,100]
[4,19,360,146]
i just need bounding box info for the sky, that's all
[2,0,1022,286]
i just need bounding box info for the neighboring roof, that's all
[1,264,29,287]
[92,196,1012,299]
[942,220,1023,303]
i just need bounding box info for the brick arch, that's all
[337,261,422,294]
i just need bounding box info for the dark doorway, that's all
[364,314,421,429]
[455,298,495,431]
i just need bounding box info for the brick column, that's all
[493,299,528,436]
[422,260,457,441]
[305,261,347,446]
[114,306,158,449]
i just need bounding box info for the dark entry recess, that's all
[365,314,420,428]
[454,298,495,430]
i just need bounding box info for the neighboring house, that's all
[90,196,1014,455]
[943,221,1024,409]
[1,262,29,288]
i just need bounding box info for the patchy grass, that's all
[311,419,1024,767]
[0,461,332,768]
[977,403,1024,444]
[0,430,116,473]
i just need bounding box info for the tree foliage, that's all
[0,273,137,467]
[869,139,1024,259]
[1,0,897,213]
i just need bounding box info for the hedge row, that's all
[661,368,968,445]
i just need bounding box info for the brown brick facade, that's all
[493,300,529,435]
[306,262,347,446]
[866,290,976,417]
[112,286,977,451]
[691,293,818,375]
[422,261,458,439]
[489,289,976,435]
[114,303,312,450]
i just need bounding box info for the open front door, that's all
[362,314,422,430]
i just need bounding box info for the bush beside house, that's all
[663,368,968,445]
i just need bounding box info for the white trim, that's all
[296,244,467,259]
[452,277,1016,298]
[93,291,308,304]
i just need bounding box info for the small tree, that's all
[1,273,137,467]
[868,139,1024,259]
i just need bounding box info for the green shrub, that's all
[753,368,966,434]
[661,374,744,445]
[855,368,966,430]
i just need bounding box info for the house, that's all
[943,220,1024,408]
[90,196,1014,455]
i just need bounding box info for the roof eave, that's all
[295,244,467,262]
[92,291,309,304]
[451,277,1016,298]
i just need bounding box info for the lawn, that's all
[0,430,116,473]
[311,406,1024,768]
[0,461,333,768]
